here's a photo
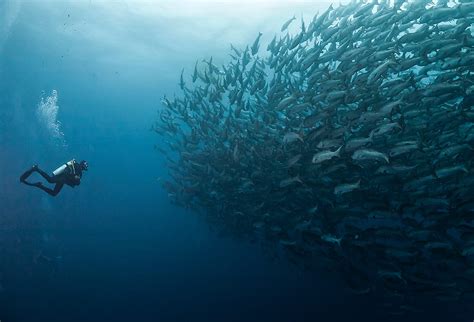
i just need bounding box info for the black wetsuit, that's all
[20,161,82,196]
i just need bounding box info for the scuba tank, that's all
[52,164,67,176]
[53,159,76,176]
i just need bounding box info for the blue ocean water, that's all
[0,1,472,322]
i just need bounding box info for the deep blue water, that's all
[0,1,472,322]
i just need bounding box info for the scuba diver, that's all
[19,159,88,196]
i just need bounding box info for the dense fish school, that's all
[155,0,474,314]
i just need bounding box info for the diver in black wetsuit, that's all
[20,159,88,196]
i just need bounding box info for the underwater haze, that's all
[0,1,472,322]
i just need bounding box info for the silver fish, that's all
[334,180,361,196]
[352,149,389,164]
[312,146,342,164]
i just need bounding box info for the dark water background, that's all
[0,1,472,321]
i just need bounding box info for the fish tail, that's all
[296,175,303,184]
[416,131,429,151]
[408,72,417,89]
[368,128,376,141]
[430,166,439,179]
[400,114,407,132]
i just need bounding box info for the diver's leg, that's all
[35,167,57,184]
[19,165,38,183]
[22,181,41,187]
[35,183,64,197]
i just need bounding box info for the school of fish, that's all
[154,0,474,314]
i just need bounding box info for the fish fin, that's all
[462,34,469,47]
[297,131,304,142]
[369,130,375,141]
[408,71,417,89]
[430,166,439,179]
